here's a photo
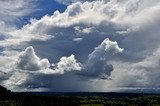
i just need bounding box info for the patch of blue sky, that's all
[16,0,67,28]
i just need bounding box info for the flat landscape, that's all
[1,92,160,106]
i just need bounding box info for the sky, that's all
[0,0,160,92]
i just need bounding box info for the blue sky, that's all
[16,0,67,28]
[0,0,160,92]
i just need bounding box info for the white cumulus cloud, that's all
[53,54,82,74]
[17,46,50,71]
[81,38,123,79]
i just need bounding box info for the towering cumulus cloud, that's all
[17,46,50,71]
[1,0,160,92]
[15,46,81,74]
[82,38,123,79]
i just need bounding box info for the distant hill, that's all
[0,85,7,92]
[0,85,11,100]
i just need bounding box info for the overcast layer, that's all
[0,0,160,92]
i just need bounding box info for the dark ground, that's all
[1,86,160,106]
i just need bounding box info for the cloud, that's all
[1,0,160,92]
[0,0,37,23]
[0,0,38,56]
[55,0,111,5]
[106,47,160,89]
[55,0,94,5]
[3,71,29,91]
[15,46,81,74]
[53,54,82,74]
[0,0,38,46]
[81,38,123,79]
[132,48,160,87]
[2,46,83,91]
[16,0,160,46]
[16,46,50,71]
